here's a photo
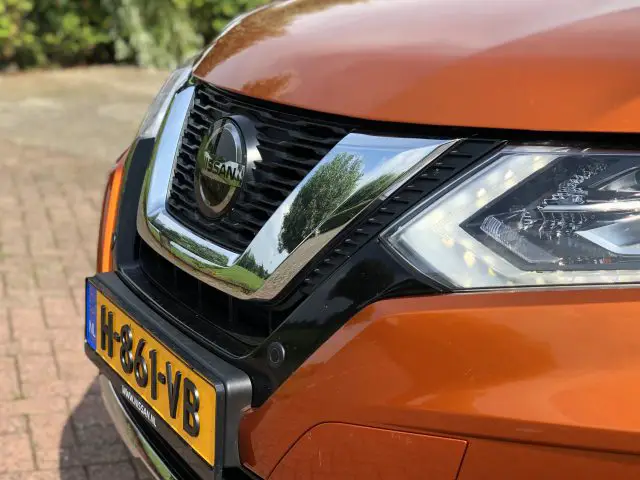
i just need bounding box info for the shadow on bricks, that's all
[59,377,150,480]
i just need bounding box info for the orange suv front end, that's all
[85,1,640,478]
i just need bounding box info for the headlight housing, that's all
[383,145,640,290]
[137,62,193,139]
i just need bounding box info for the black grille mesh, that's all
[138,239,293,353]
[166,83,351,253]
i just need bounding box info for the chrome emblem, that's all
[195,118,246,218]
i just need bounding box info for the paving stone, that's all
[29,413,76,449]
[0,434,35,473]
[0,357,21,400]
[42,297,78,320]
[55,350,99,383]
[87,462,137,480]
[9,308,46,340]
[0,339,53,357]
[0,66,162,479]
[0,314,12,344]
[35,446,83,470]
[17,355,59,386]
[0,396,68,416]
[69,394,113,430]
[0,416,27,436]
[0,469,88,480]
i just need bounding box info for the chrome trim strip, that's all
[138,88,458,300]
[99,375,177,480]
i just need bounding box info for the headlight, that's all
[137,62,192,139]
[383,145,640,290]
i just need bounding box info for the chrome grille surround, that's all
[137,85,458,301]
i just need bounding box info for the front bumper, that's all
[87,273,640,479]
[245,288,640,479]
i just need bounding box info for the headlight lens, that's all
[137,63,192,139]
[383,145,640,289]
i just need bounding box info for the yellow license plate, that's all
[93,290,216,465]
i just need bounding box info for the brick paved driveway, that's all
[0,67,166,480]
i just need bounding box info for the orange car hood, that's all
[194,0,640,133]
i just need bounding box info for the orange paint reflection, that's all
[195,0,640,132]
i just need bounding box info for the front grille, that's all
[166,83,350,253]
[138,239,294,354]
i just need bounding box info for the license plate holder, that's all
[84,274,251,477]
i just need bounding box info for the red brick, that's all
[0,357,20,400]
[29,413,75,449]
[5,272,36,290]
[0,434,34,473]
[22,379,96,400]
[69,394,112,429]
[0,310,10,343]
[35,438,130,470]
[75,437,130,466]
[74,424,120,447]
[0,469,87,480]
[17,355,58,386]
[35,445,82,470]
[9,308,45,340]
[55,350,97,383]
[4,292,41,309]
[0,339,52,357]
[42,297,78,321]
[48,328,84,350]
[87,462,137,480]
[0,395,67,416]
[0,416,27,436]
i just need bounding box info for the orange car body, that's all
[242,290,640,479]
[90,1,640,479]
[195,0,640,133]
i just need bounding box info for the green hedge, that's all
[0,0,268,70]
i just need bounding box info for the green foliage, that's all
[1,0,111,67]
[236,252,269,279]
[279,153,364,253]
[0,0,268,69]
[213,265,265,291]
[102,0,201,69]
[319,173,400,234]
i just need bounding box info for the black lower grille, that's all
[166,83,350,253]
[138,239,294,353]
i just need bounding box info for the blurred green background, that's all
[0,0,269,70]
